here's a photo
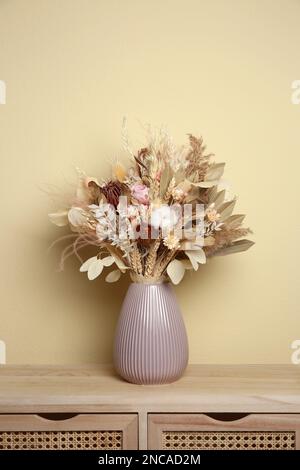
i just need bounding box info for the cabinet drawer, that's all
[0,414,137,450]
[148,414,300,450]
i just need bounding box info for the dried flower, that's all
[131,183,149,205]
[172,187,186,202]
[163,233,180,250]
[151,205,179,231]
[206,207,220,222]
[100,180,123,208]
[49,126,253,285]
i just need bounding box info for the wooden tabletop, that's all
[0,364,299,413]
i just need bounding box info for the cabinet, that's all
[0,364,299,450]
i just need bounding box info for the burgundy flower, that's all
[100,180,123,208]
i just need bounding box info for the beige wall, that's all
[0,0,299,365]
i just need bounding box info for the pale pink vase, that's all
[113,282,189,385]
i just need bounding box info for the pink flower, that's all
[131,183,149,205]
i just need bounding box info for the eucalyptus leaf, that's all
[180,259,194,270]
[87,259,103,280]
[107,248,128,273]
[101,256,114,267]
[185,248,206,270]
[80,256,98,272]
[167,259,185,285]
[105,270,121,282]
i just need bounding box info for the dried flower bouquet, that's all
[49,127,253,285]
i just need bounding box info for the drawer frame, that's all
[148,413,300,450]
[0,413,138,450]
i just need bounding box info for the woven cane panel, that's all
[162,431,296,450]
[0,430,122,450]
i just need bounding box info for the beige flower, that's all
[172,187,186,202]
[206,208,220,223]
[163,233,180,250]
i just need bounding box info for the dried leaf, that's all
[192,180,219,188]
[68,207,87,226]
[218,199,236,221]
[224,214,246,229]
[107,248,128,273]
[80,256,98,272]
[215,239,255,256]
[185,248,206,270]
[105,269,121,282]
[207,185,219,201]
[159,163,172,198]
[101,256,114,267]
[212,189,226,208]
[204,236,215,246]
[87,259,103,280]
[205,163,225,182]
[167,259,185,285]
[180,259,194,270]
[48,211,69,227]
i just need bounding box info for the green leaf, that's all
[167,259,185,285]
[105,270,121,282]
[215,239,255,256]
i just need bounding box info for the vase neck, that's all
[130,273,167,285]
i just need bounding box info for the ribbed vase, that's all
[113,282,189,385]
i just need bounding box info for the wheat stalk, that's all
[145,238,161,277]
[129,242,143,274]
[153,248,177,279]
[163,177,176,202]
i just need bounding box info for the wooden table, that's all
[0,364,300,450]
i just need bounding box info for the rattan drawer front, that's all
[0,414,138,450]
[148,414,300,450]
[162,430,295,450]
[0,430,122,450]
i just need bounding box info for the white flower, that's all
[89,203,115,221]
[151,205,179,231]
[163,233,180,250]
